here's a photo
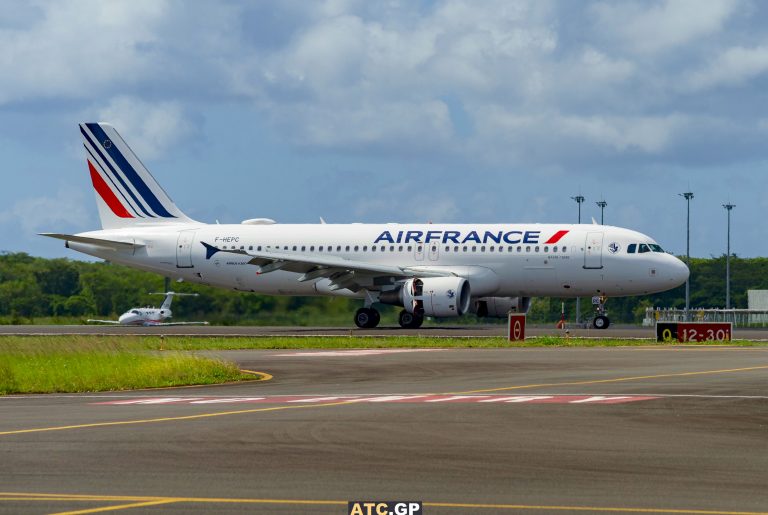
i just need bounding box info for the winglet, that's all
[201,241,220,260]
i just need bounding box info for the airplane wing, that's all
[201,241,455,292]
[86,319,122,324]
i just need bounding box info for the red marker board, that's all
[508,314,526,341]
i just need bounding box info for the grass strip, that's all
[1,335,766,353]
[0,338,256,394]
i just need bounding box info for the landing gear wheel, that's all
[592,315,610,329]
[354,308,380,328]
[398,309,424,329]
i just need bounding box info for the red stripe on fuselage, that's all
[88,160,133,218]
[544,230,569,244]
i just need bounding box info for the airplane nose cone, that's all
[668,256,689,286]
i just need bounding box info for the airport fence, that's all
[643,308,768,328]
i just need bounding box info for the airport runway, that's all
[3,323,768,340]
[1,346,768,514]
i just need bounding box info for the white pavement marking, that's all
[93,394,659,406]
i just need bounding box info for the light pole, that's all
[596,200,607,225]
[723,203,735,309]
[679,191,694,318]
[571,195,585,324]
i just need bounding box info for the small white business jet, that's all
[87,292,208,326]
[43,123,688,329]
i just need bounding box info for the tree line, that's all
[0,252,766,325]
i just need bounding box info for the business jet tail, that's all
[79,122,197,229]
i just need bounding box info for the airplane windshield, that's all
[638,244,650,253]
[649,244,664,252]
[130,310,140,315]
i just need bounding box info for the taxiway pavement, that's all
[1,346,767,514]
[3,323,768,340]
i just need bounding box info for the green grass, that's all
[2,335,764,395]
[0,338,256,394]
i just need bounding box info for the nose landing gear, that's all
[591,294,610,329]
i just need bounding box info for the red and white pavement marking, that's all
[94,394,658,406]
[272,349,443,357]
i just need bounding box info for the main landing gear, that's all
[354,307,380,329]
[398,309,424,329]
[352,306,424,329]
[591,294,610,329]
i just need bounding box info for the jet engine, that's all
[379,277,471,317]
[471,296,531,318]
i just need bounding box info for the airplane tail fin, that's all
[79,122,196,229]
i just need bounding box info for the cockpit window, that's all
[638,244,650,253]
[627,244,637,254]
[649,244,664,252]
[130,310,140,315]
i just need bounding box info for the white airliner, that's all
[42,123,688,329]
[88,292,208,326]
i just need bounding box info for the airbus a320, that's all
[42,123,689,329]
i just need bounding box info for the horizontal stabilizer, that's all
[39,233,143,251]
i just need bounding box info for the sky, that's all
[1,0,767,259]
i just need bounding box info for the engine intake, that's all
[380,277,471,317]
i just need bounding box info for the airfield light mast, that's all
[723,203,735,309]
[679,191,694,319]
[596,200,607,225]
[571,195,585,325]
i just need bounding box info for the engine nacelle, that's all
[471,297,531,318]
[386,277,471,317]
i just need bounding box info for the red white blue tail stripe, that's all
[80,122,190,225]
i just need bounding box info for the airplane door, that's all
[584,232,604,269]
[414,243,425,261]
[428,242,440,261]
[176,230,196,268]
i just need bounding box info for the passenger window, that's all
[345,246,350,251]
[472,246,477,252]
[398,246,403,252]
[390,246,394,251]
[535,246,540,252]
[526,246,531,252]
[445,246,450,252]
[463,246,468,252]
[454,245,459,252]
[562,246,567,252]
[372,246,376,252]
[310,246,315,251]
[553,246,557,252]
[319,246,323,251]
[257,246,262,251]
[354,245,359,252]
[363,246,368,251]
[627,244,636,254]
[490,246,495,252]
[544,246,549,253]
[248,246,253,251]
[516,246,522,252]
[639,244,650,253]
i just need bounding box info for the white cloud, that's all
[591,0,740,54]
[93,96,194,160]
[0,1,169,104]
[684,45,768,91]
[0,187,89,234]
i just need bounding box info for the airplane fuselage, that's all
[66,222,688,299]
